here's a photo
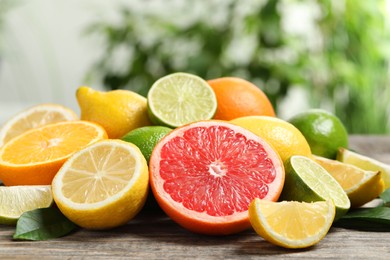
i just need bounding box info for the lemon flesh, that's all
[52,140,149,230]
[0,103,78,146]
[281,155,350,219]
[0,185,53,225]
[147,72,217,128]
[338,148,390,190]
[314,155,384,208]
[249,199,335,249]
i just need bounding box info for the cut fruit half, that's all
[147,72,217,128]
[0,103,78,147]
[338,148,390,190]
[149,120,285,235]
[280,155,350,219]
[314,155,384,208]
[52,140,149,230]
[249,199,335,249]
[0,185,53,225]
[0,120,107,186]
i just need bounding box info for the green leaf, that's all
[13,207,78,241]
[334,207,390,231]
[379,188,390,206]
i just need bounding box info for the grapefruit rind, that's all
[149,120,285,235]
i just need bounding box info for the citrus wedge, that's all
[280,155,350,219]
[338,148,390,190]
[52,140,149,230]
[147,72,217,128]
[149,120,285,235]
[0,121,107,186]
[0,185,53,225]
[0,103,78,147]
[249,198,335,249]
[314,155,384,208]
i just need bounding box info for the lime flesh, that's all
[147,72,217,128]
[280,155,350,219]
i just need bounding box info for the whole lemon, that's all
[230,115,311,163]
[288,109,348,159]
[76,86,151,139]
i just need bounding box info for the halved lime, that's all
[280,155,350,219]
[147,72,217,128]
[0,185,53,225]
[338,148,390,190]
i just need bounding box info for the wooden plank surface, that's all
[1,135,389,259]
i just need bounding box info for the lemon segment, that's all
[249,199,335,249]
[314,155,384,207]
[0,185,53,225]
[338,148,390,190]
[52,139,149,230]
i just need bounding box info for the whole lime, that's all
[288,109,348,159]
[121,126,172,163]
[122,126,172,211]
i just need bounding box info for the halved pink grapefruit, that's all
[149,120,285,235]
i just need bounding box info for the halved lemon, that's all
[0,103,78,146]
[52,139,149,230]
[249,198,335,249]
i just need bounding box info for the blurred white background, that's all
[1,0,389,126]
[0,0,315,124]
[0,0,126,123]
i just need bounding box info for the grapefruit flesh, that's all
[149,121,285,235]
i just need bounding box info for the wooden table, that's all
[1,135,389,259]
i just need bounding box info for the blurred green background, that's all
[1,0,390,134]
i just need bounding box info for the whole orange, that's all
[207,77,276,120]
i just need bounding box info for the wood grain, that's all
[1,135,389,259]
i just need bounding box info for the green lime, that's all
[280,155,350,220]
[122,126,172,163]
[147,72,217,128]
[0,185,53,225]
[288,109,348,159]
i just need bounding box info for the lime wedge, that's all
[147,72,217,128]
[0,185,53,225]
[280,155,350,219]
[338,148,390,190]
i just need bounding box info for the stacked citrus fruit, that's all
[0,72,388,249]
